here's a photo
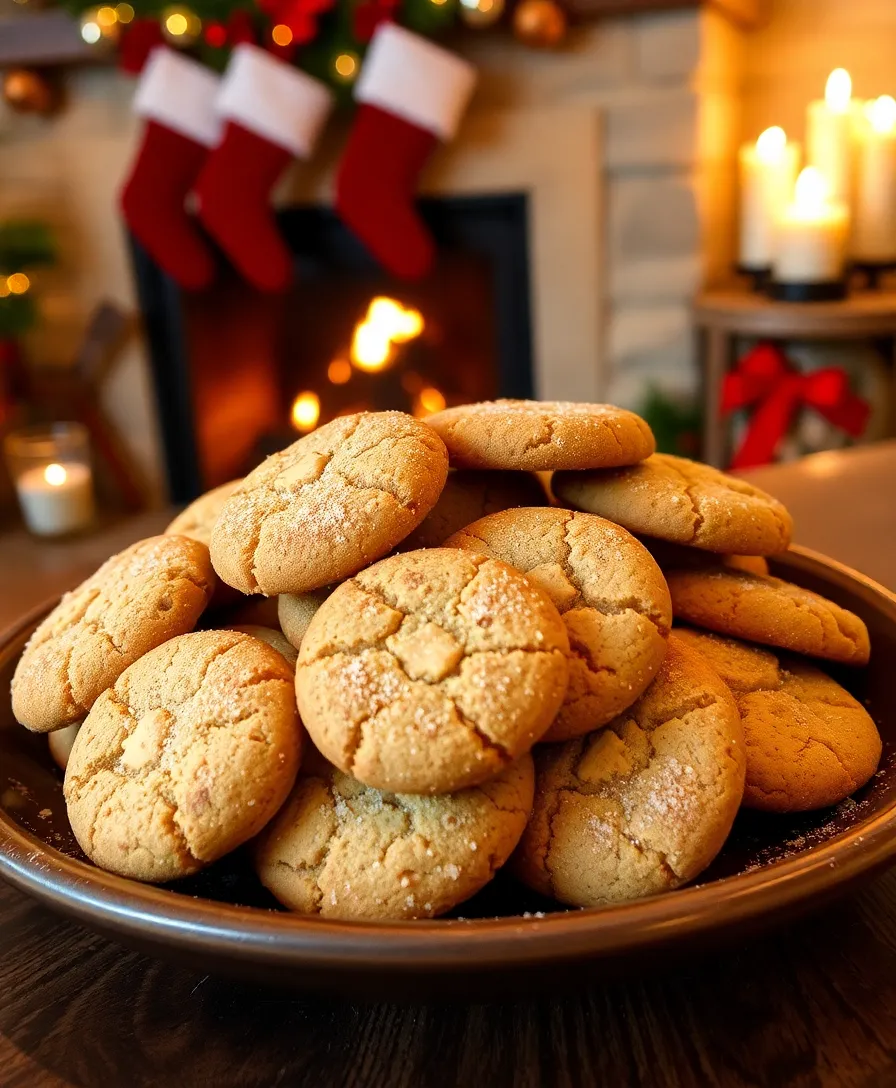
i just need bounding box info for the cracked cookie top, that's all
[511,635,745,907]
[64,629,302,883]
[295,548,570,795]
[554,453,793,556]
[165,479,241,546]
[445,508,672,741]
[674,628,881,812]
[209,412,449,596]
[425,400,655,471]
[255,748,534,920]
[12,535,215,734]
[667,567,870,666]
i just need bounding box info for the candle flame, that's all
[756,126,787,164]
[794,166,830,213]
[290,391,320,432]
[867,95,896,135]
[350,297,424,373]
[825,68,852,114]
[44,463,68,487]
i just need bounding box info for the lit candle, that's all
[15,461,95,536]
[772,166,849,287]
[738,126,800,271]
[807,69,856,204]
[852,95,896,265]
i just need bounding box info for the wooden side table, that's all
[693,289,896,467]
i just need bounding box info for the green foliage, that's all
[0,221,56,273]
[638,385,703,459]
[0,295,37,340]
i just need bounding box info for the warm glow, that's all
[81,19,101,42]
[271,23,293,46]
[0,279,8,299]
[291,391,320,432]
[416,386,446,416]
[115,3,135,22]
[327,358,352,385]
[96,6,117,26]
[755,126,787,164]
[825,68,852,114]
[44,463,68,487]
[166,12,188,35]
[867,95,896,135]
[350,297,425,373]
[793,167,830,215]
[6,273,30,295]
[334,53,358,80]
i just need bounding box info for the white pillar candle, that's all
[853,95,896,264]
[807,69,856,204]
[773,167,849,283]
[738,126,800,269]
[15,462,95,536]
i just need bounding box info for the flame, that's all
[755,126,787,164]
[291,391,320,432]
[793,167,830,215]
[825,68,852,114]
[44,463,68,487]
[350,296,424,373]
[867,95,896,135]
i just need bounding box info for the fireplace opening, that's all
[133,193,534,503]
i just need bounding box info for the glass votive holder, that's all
[4,422,96,537]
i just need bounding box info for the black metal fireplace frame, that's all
[131,194,535,503]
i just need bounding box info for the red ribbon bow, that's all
[721,342,871,470]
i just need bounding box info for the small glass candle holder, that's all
[5,422,96,537]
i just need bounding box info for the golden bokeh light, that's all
[166,12,188,34]
[115,3,135,21]
[350,296,425,373]
[44,463,68,487]
[6,273,30,295]
[291,391,321,432]
[328,358,352,385]
[96,6,118,26]
[416,386,446,417]
[271,23,293,46]
[334,53,358,81]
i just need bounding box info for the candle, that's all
[738,126,800,270]
[772,166,849,285]
[853,95,896,264]
[807,68,856,204]
[15,461,95,536]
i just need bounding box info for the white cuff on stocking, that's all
[133,46,222,148]
[217,44,334,159]
[355,24,477,142]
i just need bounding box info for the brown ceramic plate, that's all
[1,546,895,998]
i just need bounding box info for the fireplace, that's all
[133,194,534,503]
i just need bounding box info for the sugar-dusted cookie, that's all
[554,453,792,555]
[48,722,81,772]
[425,399,655,472]
[296,548,570,795]
[674,628,881,812]
[255,749,534,920]
[445,508,672,740]
[398,470,546,551]
[165,479,241,545]
[210,412,448,596]
[64,630,301,883]
[225,625,298,668]
[12,535,215,734]
[638,536,769,577]
[511,635,745,906]
[667,567,870,666]
[278,587,336,651]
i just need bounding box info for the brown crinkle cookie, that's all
[210,412,449,596]
[511,635,746,906]
[12,535,215,734]
[278,587,337,651]
[554,453,793,555]
[255,749,534,920]
[225,625,298,668]
[296,548,570,795]
[667,567,870,666]
[674,627,881,812]
[425,399,655,471]
[165,479,241,546]
[445,508,672,740]
[64,630,301,883]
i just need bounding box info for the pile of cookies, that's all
[11,401,881,921]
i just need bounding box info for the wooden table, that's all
[4,452,896,1087]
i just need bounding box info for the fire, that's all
[350,296,424,373]
[291,390,320,432]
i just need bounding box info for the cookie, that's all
[674,628,882,812]
[48,722,81,772]
[278,587,336,651]
[210,412,449,596]
[666,568,870,666]
[12,535,215,734]
[165,479,241,546]
[445,508,672,740]
[554,453,793,555]
[225,625,298,668]
[64,630,301,883]
[296,548,570,794]
[398,470,546,551]
[255,749,534,920]
[425,400,655,472]
[639,536,769,578]
[511,635,745,906]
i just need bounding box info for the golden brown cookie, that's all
[48,722,82,772]
[12,535,215,734]
[165,479,241,546]
[445,508,672,740]
[511,635,745,906]
[554,453,793,555]
[64,630,301,883]
[296,548,570,795]
[667,568,870,666]
[225,625,298,668]
[278,587,336,651]
[674,628,881,812]
[425,400,655,472]
[255,749,534,920]
[638,536,770,578]
[398,470,546,551]
[210,412,449,596]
